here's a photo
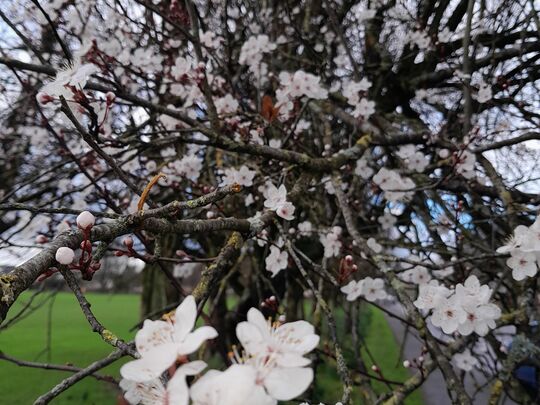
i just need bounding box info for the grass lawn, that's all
[0,291,139,404]
[0,291,424,404]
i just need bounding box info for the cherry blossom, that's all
[265,245,289,277]
[120,296,217,382]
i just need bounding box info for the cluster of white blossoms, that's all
[498,216,540,280]
[414,275,501,336]
[319,226,342,258]
[120,296,319,405]
[276,70,328,117]
[264,183,296,220]
[373,168,415,202]
[266,243,289,277]
[239,34,277,74]
[172,155,203,182]
[396,145,429,173]
[214,93,239,116]
[455,150,477,179]
[220,165,256,187]
[342,78,375,119]
[341,277,388,302]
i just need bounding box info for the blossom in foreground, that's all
[120,295,217,382]
[221,165,256,187]
[236,308,320,368]
[120,361,206,405]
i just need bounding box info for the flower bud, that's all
[106,91,116,105]
[77,211,95,230]
[35,234,48,244]
[345,255,353,264]
[403,360,411,368]
[371,365,379,372]
[56,247,75,264]
[123,236,134,248]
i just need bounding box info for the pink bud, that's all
[345,255,353,264]
[106,91,116,105]
[371,365,379,372]
[77,211,95,230]
[206,211,215,219]
[56,247,75,264]
[35,234,48,244]
[123,236,134,248]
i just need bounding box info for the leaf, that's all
[261,95,280,122]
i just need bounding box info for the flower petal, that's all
[236,321,265,355]
[176,326,218,355]
[120,345,176,382]
[167,370,189,405]
[176,360,207,376]
[264,367,313,400]
[174,295,197,342]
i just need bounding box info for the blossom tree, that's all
[1,0,540,403]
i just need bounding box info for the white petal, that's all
[176,326,218,355]
[176,360,207,376]
[275,352,312,368]
[174,295,198,342]
[135,320,174,354]
[120,345,175,382]
[264,367,313,400]
[247,308,271,338]
[166,371,189,405]
[236,321,265,355]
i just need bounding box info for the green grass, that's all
[0,291,139,404]
[311,303,424,405]
[0,292,423,405]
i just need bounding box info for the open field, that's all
[0,292,423,404]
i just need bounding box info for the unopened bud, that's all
[106,91,116,105]
[76,211,95,230]
[123,236,134,248]
[35,234,48,244]
[403,360,411,368]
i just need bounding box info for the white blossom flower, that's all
[378,212,397,230]
[430,296,467,334]
[506,250,538,281]
[414,281,450,310]
[453,349,479,372]
[173,155,203,181]
[319,228,342,257]
[221,165,256,187]
[340,280,363,301]
[361,277,388,302]
[120,296,217,382]
[265,245,289,277]
[236,308,319,368]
